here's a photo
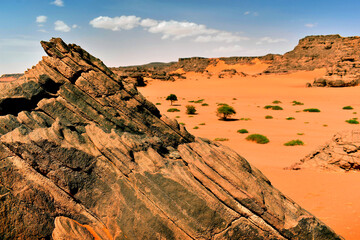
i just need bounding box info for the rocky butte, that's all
[0,38,342,239]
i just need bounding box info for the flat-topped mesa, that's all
[0,38,342,239]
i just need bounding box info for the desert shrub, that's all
[246,134,269,144]
[201,103,209,106]
[264,105,283,110]
[346,118,359,124]
[353,112,357,114]
[214,138,229,141]
[237,129,249,134]
[343,106,354,110]
[272,100,282,104]
[166,94,178,105]
[193,126,199,129]
[286,117,295,120]
[265,115,273,119]
[217,103,228,106]
[303,108,320,112]
[284,139,304,146]
[323,124,328,127]
[167,108,180,112]
[297,133,304,135]
[186,105,197,115]
[240,118,251,121]
[179,122,185,125]
[194,99,204,103]
[175,116,180,118]
[155,103,161,105]
[199,123,206,125]
[292,100,304,106]
[217,105,236,120]
[233,98,237,100]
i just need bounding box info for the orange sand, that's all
[139,60,360,239]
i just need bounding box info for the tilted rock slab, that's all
[287,130,360,172]
[0,38,342,239]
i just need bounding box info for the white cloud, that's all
[195,32,249,43]
[305,23,316,28]
[36,16,47,23]
[89,15,248,43]
[72,24,78,29]
[146,20,217,40]
[212,45,243,53]
[140,18,158,27]
[244,11,258,16]
[38,29,47,33]
[256,37,287,45]
[54,20,71,32]
[51,0,64,7]
[90,16,141,31]
[244,11,250,15]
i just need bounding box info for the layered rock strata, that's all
[0,38,342,239]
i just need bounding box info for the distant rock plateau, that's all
[0,38,343,239]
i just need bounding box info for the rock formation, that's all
[287,130,360,172]
[0,38,342,239]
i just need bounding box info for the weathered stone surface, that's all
[287,130,360,171]
[0,38,342,239]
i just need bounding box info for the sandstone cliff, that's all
[0,38,342,239]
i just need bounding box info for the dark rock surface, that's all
[0,38,342,239]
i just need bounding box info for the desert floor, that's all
[139,60,360,240]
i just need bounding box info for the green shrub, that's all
[286,117,295,120]
[167,108,180,112]
[246,134,269,144]
[214,138,229,141]
[199,123,206,125]
[346,118,359,124]
[265,115,273,119]
[179,122,185,125]
[175,116,180,118]
[194,99,205,103]
[264,105,283,110]
[155,103,161,105]
[272,100,282,104]
[284,139,304,146]
[193,126,199,129]
[343,106,354,110]
[292,100,304,106]
[217,105,236,120]
[217,103,228,106]
[303,108,320,112]
[297,133,304,135]
[237,129,249,134]
[240,118,251,121]
[186,105,197,114]
[166,94,178,105]
[201,103,209,106]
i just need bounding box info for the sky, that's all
[1,0,360,74]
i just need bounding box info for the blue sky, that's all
[1,0,360,74]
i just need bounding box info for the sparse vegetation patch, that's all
[167,108,180,112]
[186,105,197,115]
[303,108,320,112]
[265,115,273,119]
[246,134,269,144]
[346,118,359,124]
[343,106,354,110]
[264,105,283,110]
[284,139,304,146]
[272,100,282,104]
[286,117,295,120]
[292,101,304,106]
[214,138,229,141]
[237,129,249,134]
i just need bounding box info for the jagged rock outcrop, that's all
[0,38,342,239]
[312,56,360,87]
[287,130,360,172]
[266,35,360,73]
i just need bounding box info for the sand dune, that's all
[139,63,360,240]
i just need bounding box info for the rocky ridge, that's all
[0,38,342,239]
[287,130,360,172]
